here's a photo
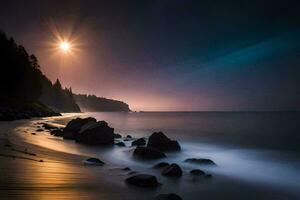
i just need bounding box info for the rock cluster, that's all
[60,117,114,145]
[63,117,96,139]
[147,132,181,152]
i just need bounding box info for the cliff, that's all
[74,94,130,112]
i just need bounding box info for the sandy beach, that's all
[0,114,299,200]
[0,115,153,200]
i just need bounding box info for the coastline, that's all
[0,115,153,200]
[0,114,299,200]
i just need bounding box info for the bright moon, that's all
[59,41,71,52]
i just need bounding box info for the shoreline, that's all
[0,115,153,200]
[0,114,299,200]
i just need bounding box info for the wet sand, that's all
[0,117,154,200]
[0,114,298,200]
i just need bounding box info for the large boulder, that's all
[75,121,114,145]
[190,169,205,176]
[161,163,182,177]
[63,117,96,139]
[132,138,146,146]
[133,146,166,159]
[153,162,170,169]
[155,193,182,200]
[147,132,181,152]
[184,158,216,165]
[126,174,159,187]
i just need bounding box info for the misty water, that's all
[26,111,300,199]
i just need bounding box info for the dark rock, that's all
[147,132,181,152]
[115,141,126,147]
[161,163,182,177]
[133,146,166,159]
[75,121,114,145]
[50,128,63,137]
[190,169,205,176]
[125,174,159,187]
[204,174,212,178]
[31,133,36,135]
[122,167,131,171]
[83,157,105,165]
[36,129,43,132]
[42,123,57,130]
[185,158,216,165]
[63,117,97,139]
[153,162,170,169]
[126,135,132,138]
[132,138,146,146]
[155,193,182,200]
[114,133,122,138]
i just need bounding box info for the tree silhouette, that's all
[0,31,80,113]
[53,79,62,91]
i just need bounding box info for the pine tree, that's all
[53,79,62,91]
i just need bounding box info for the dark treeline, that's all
[0,31,80,120]
[40,79,80,112]
[74,94,130,112]
[0,32,42,105]
[0,31,131,121]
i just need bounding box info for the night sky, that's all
[0,0,299,111]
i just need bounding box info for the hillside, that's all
[39,79,80,113]
[74,94,130,112]
[0,31,80,120]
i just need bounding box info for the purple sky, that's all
[0,0,299,111]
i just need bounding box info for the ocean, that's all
[27,111,300,199]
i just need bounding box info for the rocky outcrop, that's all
[184,158,216,165]
[133,146,166,159]
[161,163,182,177]
[75,121,114,145]
[155,193,182,200]
[132,138,146,146]
[125,174,159,187]
[62,117,96,139]
[147,132,181,152]
[61,117,115,145]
